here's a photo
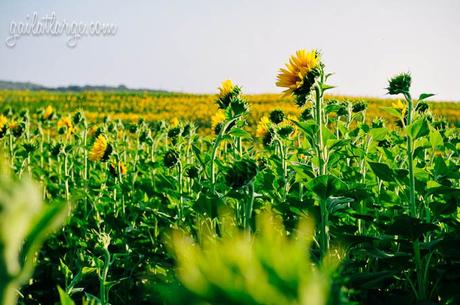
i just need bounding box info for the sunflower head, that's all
[57,116,73,133]
[164,149,179,168]
[225,158,258,189]
[256,116,270,138]
[300,108,313,121]
[109,162,127,177]
[43,105,54,120]
[9,121,25,138]
[170,117,180,128]
[352,101,367,113]
[185,166,199,179]
[415,101,429,113]
[278,115,298,139]
[387,73,411,95]
[216,79,242,110]
[392,99,407,117]
[269,109,285,124]
[276,49,322,104]
[89,135,112,162]
[0,115,8,138]
[211,110,226,135]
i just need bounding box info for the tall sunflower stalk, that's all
[277,49,334,258]
[387,72,429,301]
[210,80,248,193]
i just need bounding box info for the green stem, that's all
[210,117,239,193]
[404,92,426,300]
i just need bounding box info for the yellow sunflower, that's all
[211,110,226,132]
[256,116,270,137]
[276,49,320,95]
[170,117,179,128]
[392,99,407,117]
[0,114,7,129]
[110,161,127,176]
[8,120,18,130]
[43,105,54,120]
[89,135,111,162]
[57,116,73,130]
[218,79,235,99]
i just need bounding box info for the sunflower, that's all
[276,49,321,96]
[57,116,73,133]
[256,116,270,138]
[109,161,127,177]
[278,115,298,139]
[392,99,407,117]
[43,105,54,120]
[170,117,179,128]
[89,135,112,162]
[211,110,226,134]
[0,115,8,138]
[218,79,235,99]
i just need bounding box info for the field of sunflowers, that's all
[0,49,459,305]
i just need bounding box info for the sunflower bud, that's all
[164,150,179,168]
[371,118,385,128]
[352,101,367,113]
[415,101,429,113]
[225,158,258,189]
[185,166,199,179]
[52,143,64,157]
[387,73,411,95]
[269,110,285,124]
[262,130,274,147]
[278,126,295,138]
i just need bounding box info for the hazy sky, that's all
[1,0,459,100]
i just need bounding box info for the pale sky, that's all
[0,0,459,100]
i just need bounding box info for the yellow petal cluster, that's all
[256,116,270,137]
[89,135,108,162]
[276,49,320,95]
[211,110,226,132]
[218,79,235,99]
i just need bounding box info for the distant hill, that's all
[0,80,170,93]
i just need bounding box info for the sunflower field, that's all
[0,49,459,305]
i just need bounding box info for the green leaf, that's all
[228,127,252,139]
[418,93,435,101]
[20,201,69,282]
[429,128,443,149]
[407,118,429,140]
[369,128,388,141]
[380,107,402,119]
[307,175,347,200]
[58,286,76,305]
[368,162,395,182]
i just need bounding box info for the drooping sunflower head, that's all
[276,49,321,102]
[43,105,54,120]
[211,110,226,135]
[89,135,112,162]
[387,72,411,95]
